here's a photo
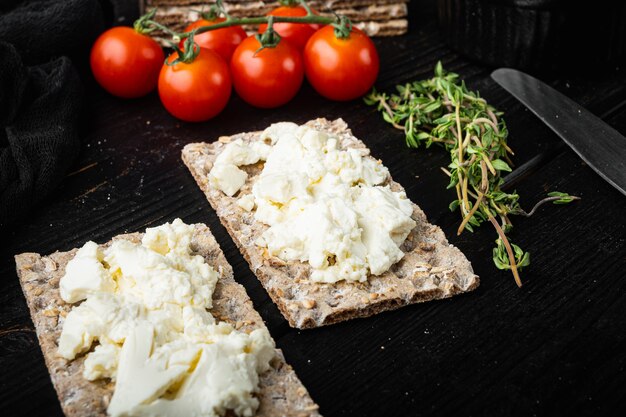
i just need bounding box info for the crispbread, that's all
[145,0,409,10]
[181,118,479,329]
[146,1,409,41]
[153,2,407,20]
[152,20,407,45]
[351,19,407,36]
[14,224,320,417]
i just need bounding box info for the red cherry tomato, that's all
[180,18,247,62]
[258,6,319,51]
[90,27,164,98]
[230,35,304,109]
[158,48,231,122]
[304,26,379,101]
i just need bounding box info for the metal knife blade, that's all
[491,68,626,196]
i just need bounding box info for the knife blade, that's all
[491,68,626,196]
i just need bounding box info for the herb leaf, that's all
[547,191,578,204]
[491,159,512,172]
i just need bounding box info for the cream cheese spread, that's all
[57,219,275,417]
[208,122,417,283]
[208,139,271,197]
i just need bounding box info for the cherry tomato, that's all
[180,18,247,62]
[158,48,231,122]
[90,27,164,98]
[230,35,304,108]
[304,26,379,101]
[258,6,319,51]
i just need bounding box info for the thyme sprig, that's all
[365,62,579,287]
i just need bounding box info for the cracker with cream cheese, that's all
[182,118,479,329]
[14,223,320,417]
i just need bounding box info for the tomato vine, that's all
[139,0,352,52]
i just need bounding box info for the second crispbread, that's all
[182,118,479,329]
[14,224,320,417]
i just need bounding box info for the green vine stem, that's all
[133,8,158,34]
[255,16,282,51]
[165,31,200,66]
[138,0,350,42]
[279,0,302,6]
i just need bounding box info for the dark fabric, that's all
[0,0,111,230]
[107,0,141,27]
[0,0,106,65]
[0,42,82,229]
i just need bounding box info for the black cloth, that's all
[0,0,107,65]
[0,42,82,229]
[0,0,111,230]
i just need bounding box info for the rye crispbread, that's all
[182,118,479,330]
[145,1,409,40]
[14,224,320,417]
[152,21,406,45]
[153,2,407,20]
[144,0,408,10]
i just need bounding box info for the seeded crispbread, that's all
[151,2,407,21]
[146,1,409,41]
[181,118,479,330]
[14,224,320,417]
[144,0,408,11]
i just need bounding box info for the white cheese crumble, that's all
[237,194,255,212]
[208,122,417,283]
[59,241,115,303]
[208,139,271,197]
[57,219,275,417]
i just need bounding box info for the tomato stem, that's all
[192,7,218,21]
[139,12,179,38]
[165,31,200,66]
[214,0,231,20]
[332,15,353,39]
[133,8,158,35]
[299,0,314,16]
[279,0,301,6]
[254,16,282,52]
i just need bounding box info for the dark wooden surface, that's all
[2,2,626,416]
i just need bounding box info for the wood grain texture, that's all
[1,0,626,416]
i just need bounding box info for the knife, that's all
[491,68,626,197]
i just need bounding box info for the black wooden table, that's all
[2,2,626,416]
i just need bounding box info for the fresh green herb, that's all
[365,62,579,287]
